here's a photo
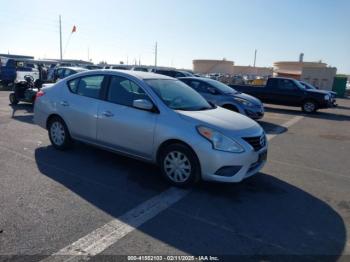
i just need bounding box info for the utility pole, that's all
[59,15,63,61]
[88,47,90,61]
[253,49,257,67]
[154,41,158,69]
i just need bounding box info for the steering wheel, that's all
[24,75,34,83]
[169,96,184,107]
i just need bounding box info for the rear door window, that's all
[67,78,80,93]
[278,79,296,90]
[76,75,104,99]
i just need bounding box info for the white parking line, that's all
[37,116,303,261]
[42,188,190,262]
[267,116,303,140]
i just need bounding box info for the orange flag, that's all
[72,25,77,33]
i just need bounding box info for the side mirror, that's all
[133,99,154,111]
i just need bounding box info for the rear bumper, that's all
[33,103,48,129]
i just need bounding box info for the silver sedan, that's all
[34,70,268,187]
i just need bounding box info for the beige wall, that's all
[192,59,273,77]
[274,61,327,76]
[193,59,234,74]
[301,67,337,91]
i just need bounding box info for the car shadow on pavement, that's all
[335,105,350,110]
[10,104,34,125]
[34,145,346,258]
[257,121,287,136]
[265,106,350,122]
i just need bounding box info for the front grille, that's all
[242,135,265,151]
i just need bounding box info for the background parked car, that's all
[104,64,132,70]
[84,65,103,70]
[153,69,194,78]
[0,57,39,86]
[50,67,88,82]
[230,77,334,113]
[179,77,264,120]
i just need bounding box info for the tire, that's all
[9,93,18,105]
[159,143,201,187]
[302,100,317,113]
[222,104,239,112]
[48,117,72,150]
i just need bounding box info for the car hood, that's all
[305,89,331,96]
[229,92,262,105]
[177,106,263,137]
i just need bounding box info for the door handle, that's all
[60,101,69,107]
[102,111,114,117]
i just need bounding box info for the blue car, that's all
[179,77,264,119]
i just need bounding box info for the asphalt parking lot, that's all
[0,90,350,261]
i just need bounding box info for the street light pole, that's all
[155,41,158,69]
[253,49,257,67]
[59,15,63,61]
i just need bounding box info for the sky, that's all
[0,0,349,73]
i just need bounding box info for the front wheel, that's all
[302,100,317,113]
[9,93,18,105]
[48,117,72,150]
[159,143,201,187]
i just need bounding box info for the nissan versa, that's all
[34,70,268,186]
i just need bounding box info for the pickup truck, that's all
[229,77,334,113]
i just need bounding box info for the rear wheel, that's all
[302,100,317,113]
[48,117,72,150]
[9,93,18,105]
[159,143,201,187]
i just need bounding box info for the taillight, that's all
[36,90,45,99]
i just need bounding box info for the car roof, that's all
[57,66,88,71]
[178,76,210,81]
[81,69,175,80]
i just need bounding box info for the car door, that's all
[60,75,106,142]
[96,75,157,159]
[270,79,304,106]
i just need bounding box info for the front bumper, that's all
[330,96,337,107]
[194,139,268,183]
[319,99,337,109]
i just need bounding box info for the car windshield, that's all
[293,80,307,90]
[205,79,237,94]
[300,81,316,89]
[146,79,213,111]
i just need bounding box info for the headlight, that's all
[324,94,330,100]
[197,126,244,153]
[234,97,254,107]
